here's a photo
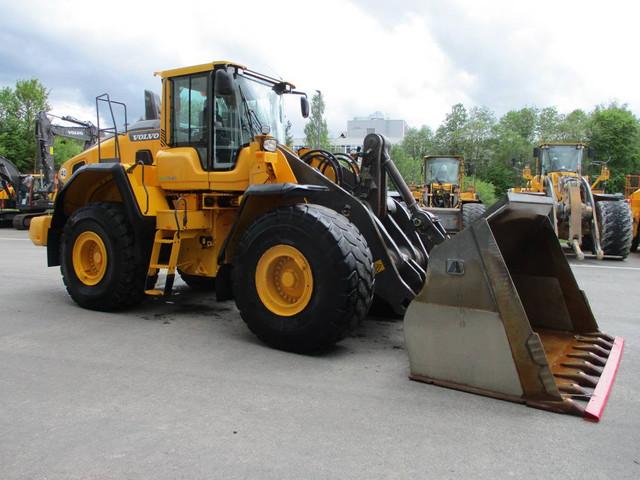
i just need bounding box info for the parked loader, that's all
[0,156,20,226]
[625,174,640,251]
[29,61,623,420]
[412,155,485,233]
[516,143,632,259]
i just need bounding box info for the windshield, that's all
[425,157,460,184]
[237,75,285,144]
[541,146,583,174]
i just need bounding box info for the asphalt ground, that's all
[0,228,638,479]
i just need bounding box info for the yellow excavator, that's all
[413,155,485,233]
[516,143,632,259]
[28,61,623,420]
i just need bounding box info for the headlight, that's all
[262,138,277,152]
[59,167,67,179]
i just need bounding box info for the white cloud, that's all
[0,0,473,136]
[422,0,640,114]
[1,0,639,138]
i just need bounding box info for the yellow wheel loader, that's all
[413,155,485,233]
[516,143,633,260]
[29,61,623,420]
[625,174,640,251]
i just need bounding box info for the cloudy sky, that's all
[1,0,638,136]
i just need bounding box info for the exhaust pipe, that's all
[404,193,623,420]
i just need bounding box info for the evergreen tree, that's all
[285,120,294,147]
[303,91,330,149]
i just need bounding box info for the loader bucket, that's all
[404,193,624,420]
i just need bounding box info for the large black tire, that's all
[179,270,216,291]
[461,202,486,230]
[596,200,633,258]
[12,214,30,230]
[61,202,146,310]
[232,204,374,353]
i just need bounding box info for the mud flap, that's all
[404,193,623,420]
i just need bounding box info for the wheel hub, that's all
[72,231,108,286]
[255,245,313,316]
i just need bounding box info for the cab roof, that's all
[153,62,296,90]
[423,155,464,161]
[538,142,587,148]
[154,61,246,79]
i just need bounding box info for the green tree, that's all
[536,106,563,142]
[558,109,589,142]
[304,91,330,149]
[402,125,435,160]
[464,106,496,167]
[587,103,640,192]
[0,79,50,171]
[53,137,84,167]
[484,108,538,194]
[434,103,468,154]
[464,176,498,206]
[391,144,422,184]
[284,120,294,147]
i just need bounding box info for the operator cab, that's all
[425,156,460,185]
[160,62,308,172]
[538,144,584,175]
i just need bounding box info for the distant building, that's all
[293,112,408,153]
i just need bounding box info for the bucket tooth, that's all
[554,371,599,388]
[404,193,624,421]
[573,344,611,358]
[560,361,603,377]
[576,336,614,350]
[566,352,606,367]
[581,332,614,342]
[557,383,590,396]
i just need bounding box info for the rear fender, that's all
[47,163,155,267]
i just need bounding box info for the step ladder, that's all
[145,230,183,297]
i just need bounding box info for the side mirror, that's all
[214,69,235,96]
[144,90,161,120]
[533,147,541,158]
[135,149,153,165]
[588,146,595,159]
[301,96,310,118]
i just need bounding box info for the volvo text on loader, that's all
[29,61,623,420]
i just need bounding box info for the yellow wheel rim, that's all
[72,231,108,286]
[255,244,313,317]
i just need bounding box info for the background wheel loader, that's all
[515,143,632,260]
[411,155,485,233]
[625,174,640,251]
[28,61,623,420]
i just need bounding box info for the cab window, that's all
[213,88,244,170]
[171,74,208,167]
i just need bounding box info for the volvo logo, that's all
[129,131,160,142]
